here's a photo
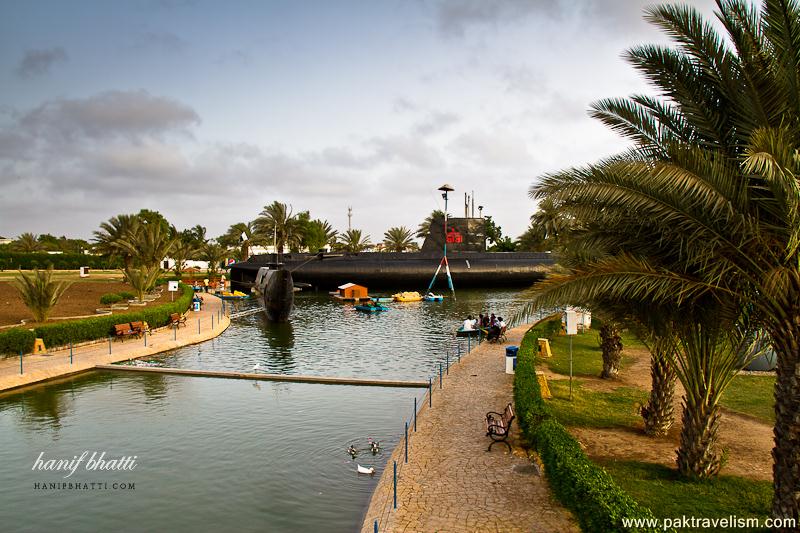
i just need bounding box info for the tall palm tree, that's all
[117,221,178,269]
[337,229,371,253]
[220,222,260,261]
[202,242,228,275]
[383,226,415,252]
[93,214,140,270]
[415,210,446,240]
[253,201,298,255]
[13,233,44,253]
[524,1,800,518]
[12,267,72,322]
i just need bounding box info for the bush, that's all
[100,293,123,305]
[514,318,664,532]
[0,328,37,357]
[0,284,193,354]
[0,252,120,271]
[117,291,135,301]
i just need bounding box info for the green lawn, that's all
[546,379,648,429]
[599,460,772,532]
[537,327,640,377]
[720,374,776,424]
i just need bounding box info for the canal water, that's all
[0,289,524,532]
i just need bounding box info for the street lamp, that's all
[478,205,483,218]
[426,183,456,299]
[438,183,454,239]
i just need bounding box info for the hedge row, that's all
[514,317,664,533]
[0,284,193,356]
[0,252,121,270]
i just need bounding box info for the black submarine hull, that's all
[230,252,555,291]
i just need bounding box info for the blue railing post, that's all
[446,352,449,374]
[429,377,432,407]
[468,335,471,352]
[458,343,461,362]
[108,337,111,354]
[19,350,23,375]
[414,397,417,431]
[439,363,442,388]
[374,520,378,533]
[404,421,408,463]
[69,342,73,364]
[198,318,201,334]
[393,461,397,509]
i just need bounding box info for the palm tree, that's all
[303,219,337,253]
[170,240,196,277]
[202,242,228,275]
[117,221,178,269]
[124,265,161,302]
[337,229,371,253]
[93,214,140,270]
[415,210,446,240]
[253,201,298,255]
[524,1,800,516]
[383,226,415,252]
[598,321,623,379]
[13,233,44,253]
[12,267,72,322]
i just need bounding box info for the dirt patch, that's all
[0,280,173,327]
[548,344,774,482]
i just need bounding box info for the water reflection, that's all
[256,316,296,373]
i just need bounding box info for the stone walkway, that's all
[361,325,578,533]
[0,294,230,392]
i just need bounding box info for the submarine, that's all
[252,264,294,322]
[230,216,556,293]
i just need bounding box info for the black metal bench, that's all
[485,403,515,452]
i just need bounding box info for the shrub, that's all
[514,318,664,532]
[0,328,37,357]
[100,293,123,305]
[117,291,135,301]
[0,252,120,271]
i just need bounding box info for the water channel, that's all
[0,289,524,532]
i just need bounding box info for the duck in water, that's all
[368,438,381,454]
[347,445,358,459]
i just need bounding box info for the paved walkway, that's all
[361,325,578,533]
[0,294,230,392]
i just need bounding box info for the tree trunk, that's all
[768,321,800,527]
[676,398,722,479]
[599,323,623,379]
[641,350,676,436]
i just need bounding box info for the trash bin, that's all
[193,300,200,312]
[505,345,519,374]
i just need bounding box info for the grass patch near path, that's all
[599,460,772,532]
[547,379,648,429]
[720,374,776,424]
[538,327,640,377]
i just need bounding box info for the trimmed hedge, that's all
[0,327,37,356]
[117,291,135,301]
[514,317,665,532]
[0,284,193,355]
[0,252,120,270]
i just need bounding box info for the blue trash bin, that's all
[505,345,519,374]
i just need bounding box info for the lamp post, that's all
[426,184,456,299]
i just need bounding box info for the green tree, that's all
[524,0,800,518]
[253,201,299,255]
[415,210,447,240]
[303,219,337,253]
[336,229,371,253]
[202,242,228,275]
[93,214,141,270]
[219,222,260,261]
[383,226,415,252]
[170,240,196,277]
[12,267,72,322]
[117,222,178,269]
[124,265,161,302]
[13,233,44,253]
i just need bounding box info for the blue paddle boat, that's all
[355,304,389,313]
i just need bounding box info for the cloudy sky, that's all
[0,0,719,243]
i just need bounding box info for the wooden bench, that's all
[488,326,507,344]
[485,403,515,452]
[113,323,137,341]
[169,313,187,328]
[130,321,149,336]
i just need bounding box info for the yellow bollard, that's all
[33,338,47,354]
[537,338,552,358]
[536,371,552,399]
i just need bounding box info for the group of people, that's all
[461,313,506,341]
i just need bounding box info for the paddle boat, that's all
[423,293,444,302]
[371,297,394,303]
[217,290,250,301]
[456,326,485,338]
[393,291,422,302]
[355,303,389,313]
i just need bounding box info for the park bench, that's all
[485,403,515,452]
[130,321,149,336]
[488,326,507,344]
[113,323,137,341]
[169,313,187,328]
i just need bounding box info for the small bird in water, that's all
[347,445,358,458]
[368,438,381,454]
[252,363,260,372]
[357,464,375,475]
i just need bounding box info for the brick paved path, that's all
[0,294,230,392]
[361,325,578,533]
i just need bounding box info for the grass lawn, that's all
[719,374,776,424]
[537,327,640,377]
[546,379,647,429]
[600,460,772,532]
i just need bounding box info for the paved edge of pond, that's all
[360,324,579,533]
[0,294,230,393]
